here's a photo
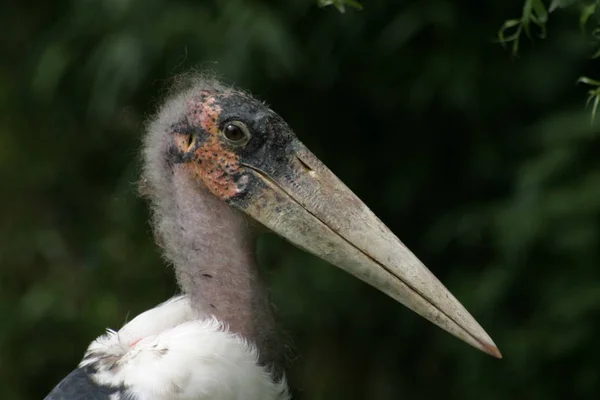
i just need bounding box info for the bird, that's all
[44,75,501,400]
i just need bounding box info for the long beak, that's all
[233,139,501,358]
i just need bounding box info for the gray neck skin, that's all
[153,165,282,370]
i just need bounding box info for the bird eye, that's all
[222,121,251,146]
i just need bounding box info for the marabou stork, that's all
[45,76,501,400]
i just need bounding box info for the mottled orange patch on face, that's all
[188,93,222,135]
[175,93,248,200]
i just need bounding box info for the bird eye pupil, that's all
[222,121,251,146]
[225,124,244,141]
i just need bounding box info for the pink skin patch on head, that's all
[176,93,249,201]
[187,93,222,135]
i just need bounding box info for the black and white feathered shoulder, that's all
[45,296,289,400]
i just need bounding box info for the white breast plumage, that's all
[79,296,289,400]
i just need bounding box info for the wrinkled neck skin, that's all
[151,165,283,372]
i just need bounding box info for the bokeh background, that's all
[2,0,600,398]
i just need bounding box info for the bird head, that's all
[147,77,501,359]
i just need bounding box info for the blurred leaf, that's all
[550,0,577,12]
[497,0,549,56]
[580,2,597,31]
[317,0,362,13]
[497,19,523,55]
[578,76,600,122]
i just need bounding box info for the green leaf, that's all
[591,93,599,123]
[500,19,522,32]
[317,0,362,13]
[580,3,597,32]
[497,19,523,54]
[577,76,600,86]
[579,76,600,123]
[530,14,548,38]
[549,0,577,12]
[498,0,550,56]
[532,0,548,24]
[343,0,363,10]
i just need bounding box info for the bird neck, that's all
[153,167,282,370]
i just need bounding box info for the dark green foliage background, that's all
[1,0,599,398]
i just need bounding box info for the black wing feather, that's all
[44,366,128,400]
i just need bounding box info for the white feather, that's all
[81,296,289,400]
